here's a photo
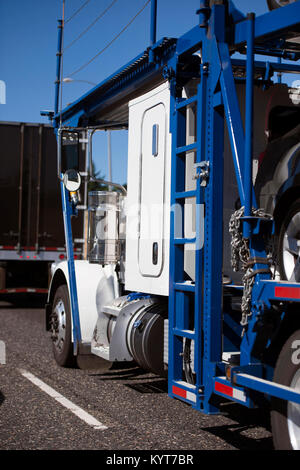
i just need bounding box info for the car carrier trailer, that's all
[45,0,300,449]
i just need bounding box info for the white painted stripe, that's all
[19,369,107,430]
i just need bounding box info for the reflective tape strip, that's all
[44,247,65,251]
[214,380,246,403]
[275,286,300,300]
[0,246,66,252]
[0,288,48,294]
[215,381,233,397]
[172,385,196,403]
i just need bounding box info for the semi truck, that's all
[45,0,300,449]
[0,121,86,298]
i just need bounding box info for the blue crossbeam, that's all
[176,143,198,155]
[176,95,197,110]
[235,373,300,405]
[175,190,197,200]
[174,238,196,245]
[174,282,195,293]
[173,328,195,340]
[234,2,300,47]
[256,280,300,302]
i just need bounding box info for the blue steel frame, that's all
[60,178,81,355]
[53,1,300,412]
[168,1,300,413]
[54,19,63,116]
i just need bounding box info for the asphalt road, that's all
[0,298,274,451]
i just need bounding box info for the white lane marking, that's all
[19,369,107,430]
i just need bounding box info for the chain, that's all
[229,206,273,333]
[229,206,248,273]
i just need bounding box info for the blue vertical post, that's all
[61,180,82,354]
[194,63,207,393]
[54,19,63,116]
[198,0,210,28]
[168,57,185,396]
[201,2,225,414]
[243,13,255,239]
[150,0,157,46]
[149,0,157,63]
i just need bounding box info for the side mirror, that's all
[60,130,80,174]
[63,169,81,192]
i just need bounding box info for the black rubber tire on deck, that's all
[278,199,300,282]
[267,0,297,10]
[52,285,75,367]
[271,329,300,450]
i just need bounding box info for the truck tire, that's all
[50,285,75,367]
[267,0,297,10]
[278,199,300,282]
[271,329,300,449]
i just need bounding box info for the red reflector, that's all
[275,286,300,300]
[172,385,197,403]
[172,386,186,399]
[215,381,233,398]
[59,254,65,260]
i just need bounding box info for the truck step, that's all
[91,345,110,361]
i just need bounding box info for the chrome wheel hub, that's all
[273,0,297,6]
[50,299,66,352]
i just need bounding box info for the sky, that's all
[0,0,285,185]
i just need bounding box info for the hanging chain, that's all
[229,206,274,332]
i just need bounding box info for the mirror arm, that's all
[88,128,96,179]
[89,176,127,195]
[57,128,63,181]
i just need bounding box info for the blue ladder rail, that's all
[168,59,207,411]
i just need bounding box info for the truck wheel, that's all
[267,0,297,10]
[278,199,300,282]
[50,285,75,367]
[271,330,300,449]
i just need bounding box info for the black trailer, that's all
[0,121,86,295]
